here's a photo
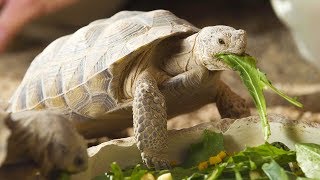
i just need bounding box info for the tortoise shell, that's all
[9,10,199,120]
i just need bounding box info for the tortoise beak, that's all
[230,29,247,55]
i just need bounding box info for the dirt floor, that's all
[1,0,320,134]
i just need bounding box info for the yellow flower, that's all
[217,151,227,159]
[198,161,208,170]
[209,156,222,165]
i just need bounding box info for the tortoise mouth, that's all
[212,52,248,71]
[207,52,249,71]
[204,57,230,71]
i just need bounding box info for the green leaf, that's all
[262,160,289,180]
[258,71,303,107]
[227,143,295,176]
[234,167,243,180]
[242,143,292,157]
[185,172,208,180]
[296,143,320,178]
[216,54,302,140]
[207,162,228,180]
[110,162,124,180]
[184,130,224,167]
[169,167,196,179]
[130,164,148,180]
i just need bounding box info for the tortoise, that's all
[9,10,250,169]
[3,110,88,176]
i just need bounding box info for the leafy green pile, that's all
[215,54,303,140]
[92,131,320,180]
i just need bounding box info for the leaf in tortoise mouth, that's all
[215,53,303,140]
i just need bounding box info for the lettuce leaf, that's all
[216,54,303,140]
[262,160,290,180]
[296,143,320,178]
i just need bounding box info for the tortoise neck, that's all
[161,33,201,76]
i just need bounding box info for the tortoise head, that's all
[47,131,88,174]
[35,112,88,176]
[194,25,247,70]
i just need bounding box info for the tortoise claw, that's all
[141,152,170,170]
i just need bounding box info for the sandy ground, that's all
[1,0,320,134]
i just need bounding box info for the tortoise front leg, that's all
[215,80,250,118]
[133,71,169,169]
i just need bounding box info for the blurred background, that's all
[1,0,320,131]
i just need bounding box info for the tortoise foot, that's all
[141,151,171,170]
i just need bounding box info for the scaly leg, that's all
[133,71,169,169]
[215,80,250,118]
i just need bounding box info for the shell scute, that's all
[86,70,112,94]
[43,66,63,98]
[65,57,86,91]
[64,85,91,111]
[44,96,68,111]
[80,93,115,118]
[26,77,44,108]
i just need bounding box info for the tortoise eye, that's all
[218,38,225,45]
